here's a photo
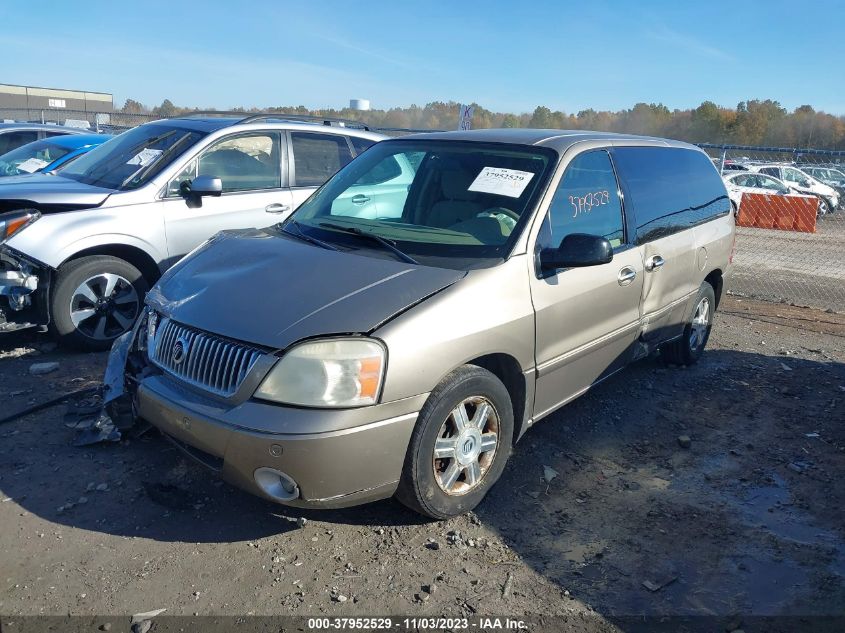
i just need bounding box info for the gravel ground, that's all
[0,296,843,631]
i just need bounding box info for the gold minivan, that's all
[105,129,735,519]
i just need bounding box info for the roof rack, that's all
[180,110,370,131]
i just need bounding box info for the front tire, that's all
[50,255,148,351]
[396,365,514,520]
[660,281,716,366]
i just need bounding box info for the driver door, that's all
[159,131,292,264]
[529,149,644,419]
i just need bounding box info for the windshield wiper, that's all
[282,220,338,251]
[318,222,419,265]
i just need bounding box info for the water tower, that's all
[350,98,370,111]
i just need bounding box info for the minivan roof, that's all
[398,128,700,153]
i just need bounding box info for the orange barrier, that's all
[736,193,817,233]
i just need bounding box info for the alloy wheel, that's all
[432,396,499,496]
[70,273,140,340]
[689,296,711,352]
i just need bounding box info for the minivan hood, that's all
[147,228,467,350]
[0,173,114,209]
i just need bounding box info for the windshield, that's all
[60,123,206,190]
[286,140,555,269]
[0,139,72,176]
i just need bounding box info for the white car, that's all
[722,171,819,214]
[748,163,839,215]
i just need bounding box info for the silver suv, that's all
[105,129,735,519]
[0,114,386,348]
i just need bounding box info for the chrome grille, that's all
[150,317,264,397]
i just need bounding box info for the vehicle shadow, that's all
[2,347,843,617]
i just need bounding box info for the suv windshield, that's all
[60,123,206,190]
[286,140,555,269]
[0,139,72,176]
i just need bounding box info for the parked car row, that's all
[717,158,842,217]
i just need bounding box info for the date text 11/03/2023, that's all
[306,616,529,630]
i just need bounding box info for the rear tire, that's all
[50,255,148,351]
[396,365,514,520]
[660,281,715,366]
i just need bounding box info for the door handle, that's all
[351,194,371,205]
[265,203,291,214]
[645,255,665,271]
[618,267,637,286]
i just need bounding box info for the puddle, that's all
[738,474,841,545]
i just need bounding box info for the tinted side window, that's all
[350,136,376,156]
[759,167,779,178]
[684,150,732,227]
[613,147,729,244]
[0,131,38,154]
[541,150,624,248]
[291,132,353,187]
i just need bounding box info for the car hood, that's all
[0,173,114,209]
[146,228,467,350]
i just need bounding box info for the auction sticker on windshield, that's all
[16,158,49,173]
[126,148,163,167]
[468,167,534,198]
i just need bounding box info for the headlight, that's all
[0,210,40,244]
[255,338,385,408]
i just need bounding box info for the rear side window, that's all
[350,136,376,156]
[612,147,730,244]
[759,167,779,178]
[291,132,353,187]
[0,130,38,154]
[542,150,624,248]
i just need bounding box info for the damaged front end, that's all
[102,307,160,431]
[0,245,48,333]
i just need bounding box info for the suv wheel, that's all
[660,281,716,366]
[50,256,148,351]
[396,365,513,520]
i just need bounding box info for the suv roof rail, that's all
[179,110,371,131]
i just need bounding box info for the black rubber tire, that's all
[396,365,514,520]
[50,255,148,351]
[660,281,716,367]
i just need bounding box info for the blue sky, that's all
[1,1,842,114]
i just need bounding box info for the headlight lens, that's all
[0,210,40,244]
[255,338,385,408]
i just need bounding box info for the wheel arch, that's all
[464,353,529,443]
[704,268,724,309]
[60,244,162,286]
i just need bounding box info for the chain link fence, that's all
[0,107,158,133]
[697,144,844,313]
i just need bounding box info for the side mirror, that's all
[187,175,223,197]
[540,233,613,270]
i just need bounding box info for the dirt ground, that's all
[0,296,843,631]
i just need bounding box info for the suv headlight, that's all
[255,338,386,408]
[0,210,40,244]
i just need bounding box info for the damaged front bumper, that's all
[102,312,426,509]
[0,247,48,332]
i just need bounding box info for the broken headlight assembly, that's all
[254,338,386,408]
[0,210,40,244]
